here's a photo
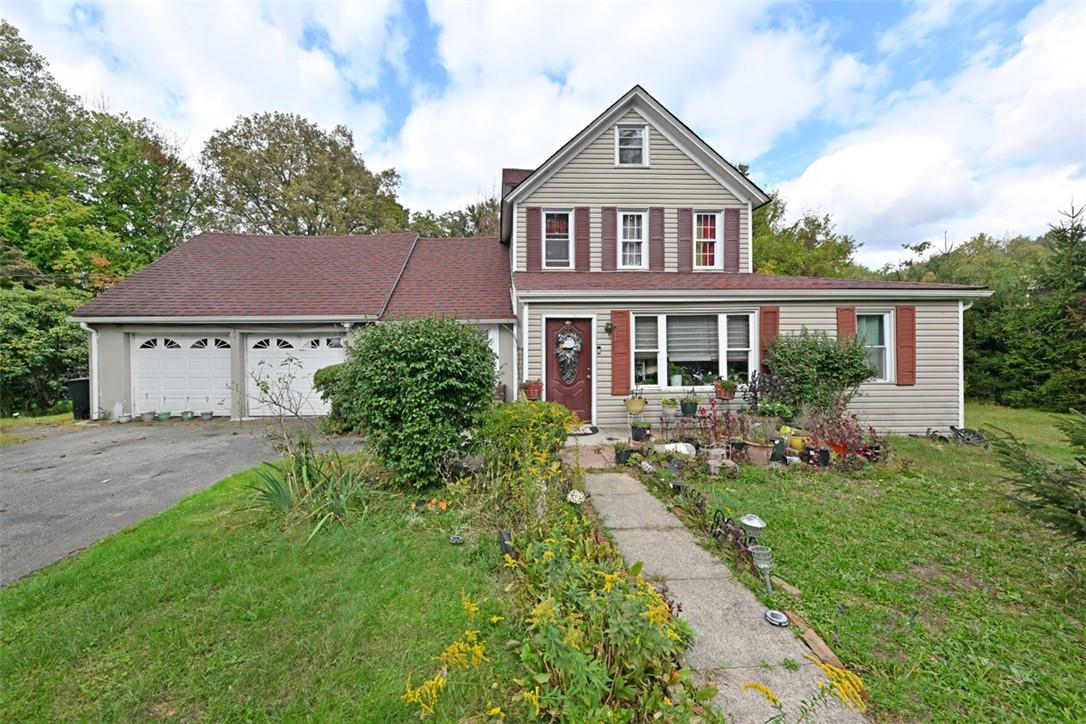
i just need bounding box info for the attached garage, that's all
[245,334,346,416]
[132,334,233,416]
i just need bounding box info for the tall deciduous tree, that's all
[409,196,499,237]
[201,112,406,235]
[752,192,866,278]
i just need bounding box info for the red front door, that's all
[545,318,593,423]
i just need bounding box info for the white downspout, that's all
[79,322,99,420]
[959,300,973,428]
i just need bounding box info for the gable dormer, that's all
[501,86,769,275]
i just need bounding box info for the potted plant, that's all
[759,400,794,423]
[679,390,700,417]
[668,363,685,388]
[624,387,647,415]
[614,442,635,465]
[712,377,738,401]
[181,410,195,421]
[631,420,652,442]
[156,410,171,422]
[661,398,679,417]
[140,410,156,423]
[521,379,543,401]
[200,411,215,421]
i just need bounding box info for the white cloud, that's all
[381,0,879,212]
[3,0,400,160]
[876,0,957,55]
[781,0,1086,267]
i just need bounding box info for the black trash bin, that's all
[67,377,90,420]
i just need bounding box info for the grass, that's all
[0,467,519,721]
[0,412,76,448]
[686,403,1086,721]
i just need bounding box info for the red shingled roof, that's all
[382,237,514,321]
[513,271,983,292]
[73,232,419,318]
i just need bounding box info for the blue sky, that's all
[4,0,1084,267]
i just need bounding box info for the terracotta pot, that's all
[521,382,542,401]
[746,443,773,465]
[713,383,736,400]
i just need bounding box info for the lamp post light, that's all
[749,545,775,596]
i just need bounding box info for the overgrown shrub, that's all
[506,511,720,720]
[988,409,1086,542]
[764,331,875,411]
[312,362,348,432]
[474,401,578,528]
[333,317,497,489]
[0,285,91,415]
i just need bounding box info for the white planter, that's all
[670,374,683,387]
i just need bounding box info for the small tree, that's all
[763,330,876,411]
[988,410,1086,543]
[335,317,497,488]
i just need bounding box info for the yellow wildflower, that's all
[403,674,446,719]
[807,656,868,713]
[641,600,671,630]
[598,570,622,593]
[489,615,504,624]
[542,549,555,561]
[528,597,558,627]
[502,553,518,569]
[741,681,781,705]
[520,686,542,716]
[464,629,479,642]
[461,590,480,618]
[486,704,505,720]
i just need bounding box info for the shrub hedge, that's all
[764,330,875,411]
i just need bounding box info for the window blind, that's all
[634,316,658,350]
[666,316,718,361]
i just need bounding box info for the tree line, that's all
[1,20,1082,415]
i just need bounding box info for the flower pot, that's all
[818,447,832,467]
[631,425,651,442]
[670,374,684,387]
[615,447,635,465]
[680,400,698,417]
[788,435,809,452]
[141,411,155,423]
[713,383,736,401]
[156,411,171,422]
[521,382,542,401]
[200,411,215,421]
[624,398,647,415]
[117,414,132,424]
[181,410,194,421]
[746,443,773,465]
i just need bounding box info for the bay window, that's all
[632,312,756,387]
[857,312,891,381]
[543,210,572,268]
[694,212,722,269]
[619,211,647,269]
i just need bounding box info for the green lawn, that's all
[0,412,76,448]
[0,468,518,721]
[688,404,1086,720]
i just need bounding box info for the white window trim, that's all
[693,211,723,270]
[541,209,574,270]
[614,124,650,167]
[630,311,757,391]
[617,210,649,270]
[857,310,895,383]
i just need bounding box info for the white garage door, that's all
[132,335,233,416]
[246,334,346,416]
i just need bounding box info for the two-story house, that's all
[72,86,988,432]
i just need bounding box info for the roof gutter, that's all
[514,288,993,302]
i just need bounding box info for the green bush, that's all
[0,285,91,415]
[333,317,497,489]
[312,363,348,432]
[764,330,875,411]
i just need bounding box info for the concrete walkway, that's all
[584,472,862,723]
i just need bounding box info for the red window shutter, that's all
[836,306,857,341]
[525,207,541,271]
[759,306,780,368]
[724,208,741,272]
[574,207,590,271]
[601,207,617,271]
[677,208,693,272]
[896,305,917,386]
[649,207,665,271]
[611,310,631,395]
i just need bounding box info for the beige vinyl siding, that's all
[523,299,961,434]
[516,110,749,273]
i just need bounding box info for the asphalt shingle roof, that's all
[512,271,984,292]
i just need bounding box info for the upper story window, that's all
[543,210,572,269]
[857,312,892,382]
[618,211,647,269]
[615,125,648,166]
[694,212,722,269]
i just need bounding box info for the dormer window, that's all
[615,124,648,166]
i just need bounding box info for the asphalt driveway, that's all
[0,419,358,586]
